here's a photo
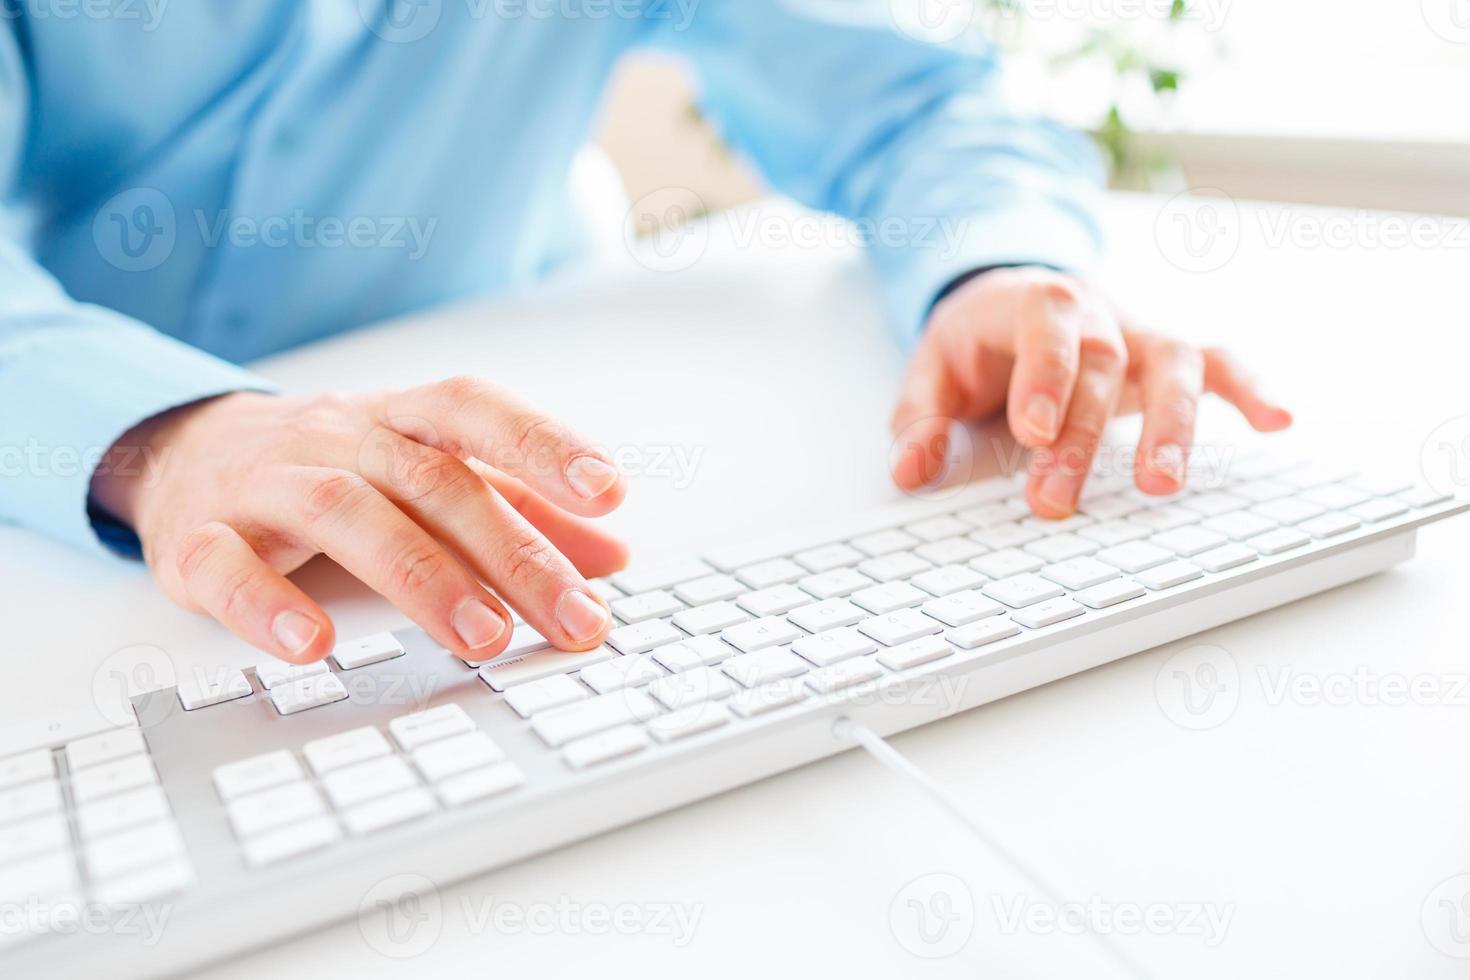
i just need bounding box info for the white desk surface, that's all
[4,193,1469,978]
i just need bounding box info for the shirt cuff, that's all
[0,307,276,556]
[872,198,1103,348]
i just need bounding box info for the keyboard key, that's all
[502,674,590,719]
[1150,525,1228,557]
[1201,511,1278,541]
[1233,479,1295,503]
[91,857,194,907]
[1011,597,1085,629]
[806,657,885,694]
[957,501,1027,528]
[672,600,750,636]
[177,668,252,710]
[411,732,505,782]
[0,779,62,824]
[65,729,146,771]
[387,704,474,751]
[1301,484,1372,510]
[1192,543,1258,572]
[1351,498,1409,523]
[241,815,341,867]
[649,635,734,672]
[71,755,157,804]
[76,785,171,840]
[1177,491,1249,516]
[610,559,714,594]
[1251,498,1326,525]
[435,762,526,806]
[877,634,953,671]
[971,548,1045,579]
[466,622,551,665]
[1126,505,1200,532]
[857,608,943,646]
[268,672,348,716]
[0,814,69,864]
[905,515,972,541]
[648,666,735,709]
[728,678,809,718]
[580,654,666,694]
[341,787,435,836]
[947,618,1021,649]
[647,702,732,743]
[85,821,185,879]
[673,574,744,606]
[531,690,661,747]
[302,726,393,775]
[254,658,329,691]
[852,581,928,614]
[921,589,1004,627]
[787,598,866,633]
[721,616,804,653]
[1,851,76,903]
[477,646,613,690]
[910,564,987,597]
[610,589,683,623]
[1077,520,1150,546]
[737,583,813,617]
[321,756,418,810]
[858,552,932,582]
[0,749,53,791]
[798,567,875,599]
[791,627,878,667]
[1040,557,1119,591]
[1095,541,1174,574]
[1021,514,1093,534]
[1398,485,1451,508]
[588,579,623,601]
[1079,494,1141,520]
[561,725,650,770]
[607,619,684,655]
[226,782,326,838]
[1299,511,1361,539]
[214,751,303,802]
[850,529,920,557]
[1247,527,1311,555]
[332,632,405,670]
[1135,561,1204,590]
[969,523,1042,550]
[982,573,1064,609]
[734,558,805,589]
[914,536,986,565]
[1280,464,1354,490]
[1349,473,1413,496]
[1073,578,1146,609]
[723,647,809,687]
[792,543,864,572]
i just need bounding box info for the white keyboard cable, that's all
[831,717,1158,980]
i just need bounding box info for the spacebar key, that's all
[531,690,661,747]
[479,646,614,692]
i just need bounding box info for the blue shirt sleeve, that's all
[642,2,1106,346]
[0,31,270,556]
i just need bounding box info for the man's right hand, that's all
[89,379,631,665]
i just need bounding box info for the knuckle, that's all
[302,470,374,527]
[1082,333,1128,373]
[217,566,264,624]
[1155,394,1199,432]
[386,543,449,595]
[1028,342,1078,380]
[499,531,558,590]
[435,374,493,408]
[395,449,469,504]
[174,523,227,582]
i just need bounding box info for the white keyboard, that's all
[1,449,1463,977]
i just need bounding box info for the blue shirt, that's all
[0,0,1102,553]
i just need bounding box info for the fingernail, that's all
[452,598,508,651]
[1147,444,1186,484]
[1037,470,1078,514]
[565,455,619,499]
[1023,395,1060,442]
[272,610,321,658]
[557,589,610,644]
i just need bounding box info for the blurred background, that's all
[598,0,1470,226]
